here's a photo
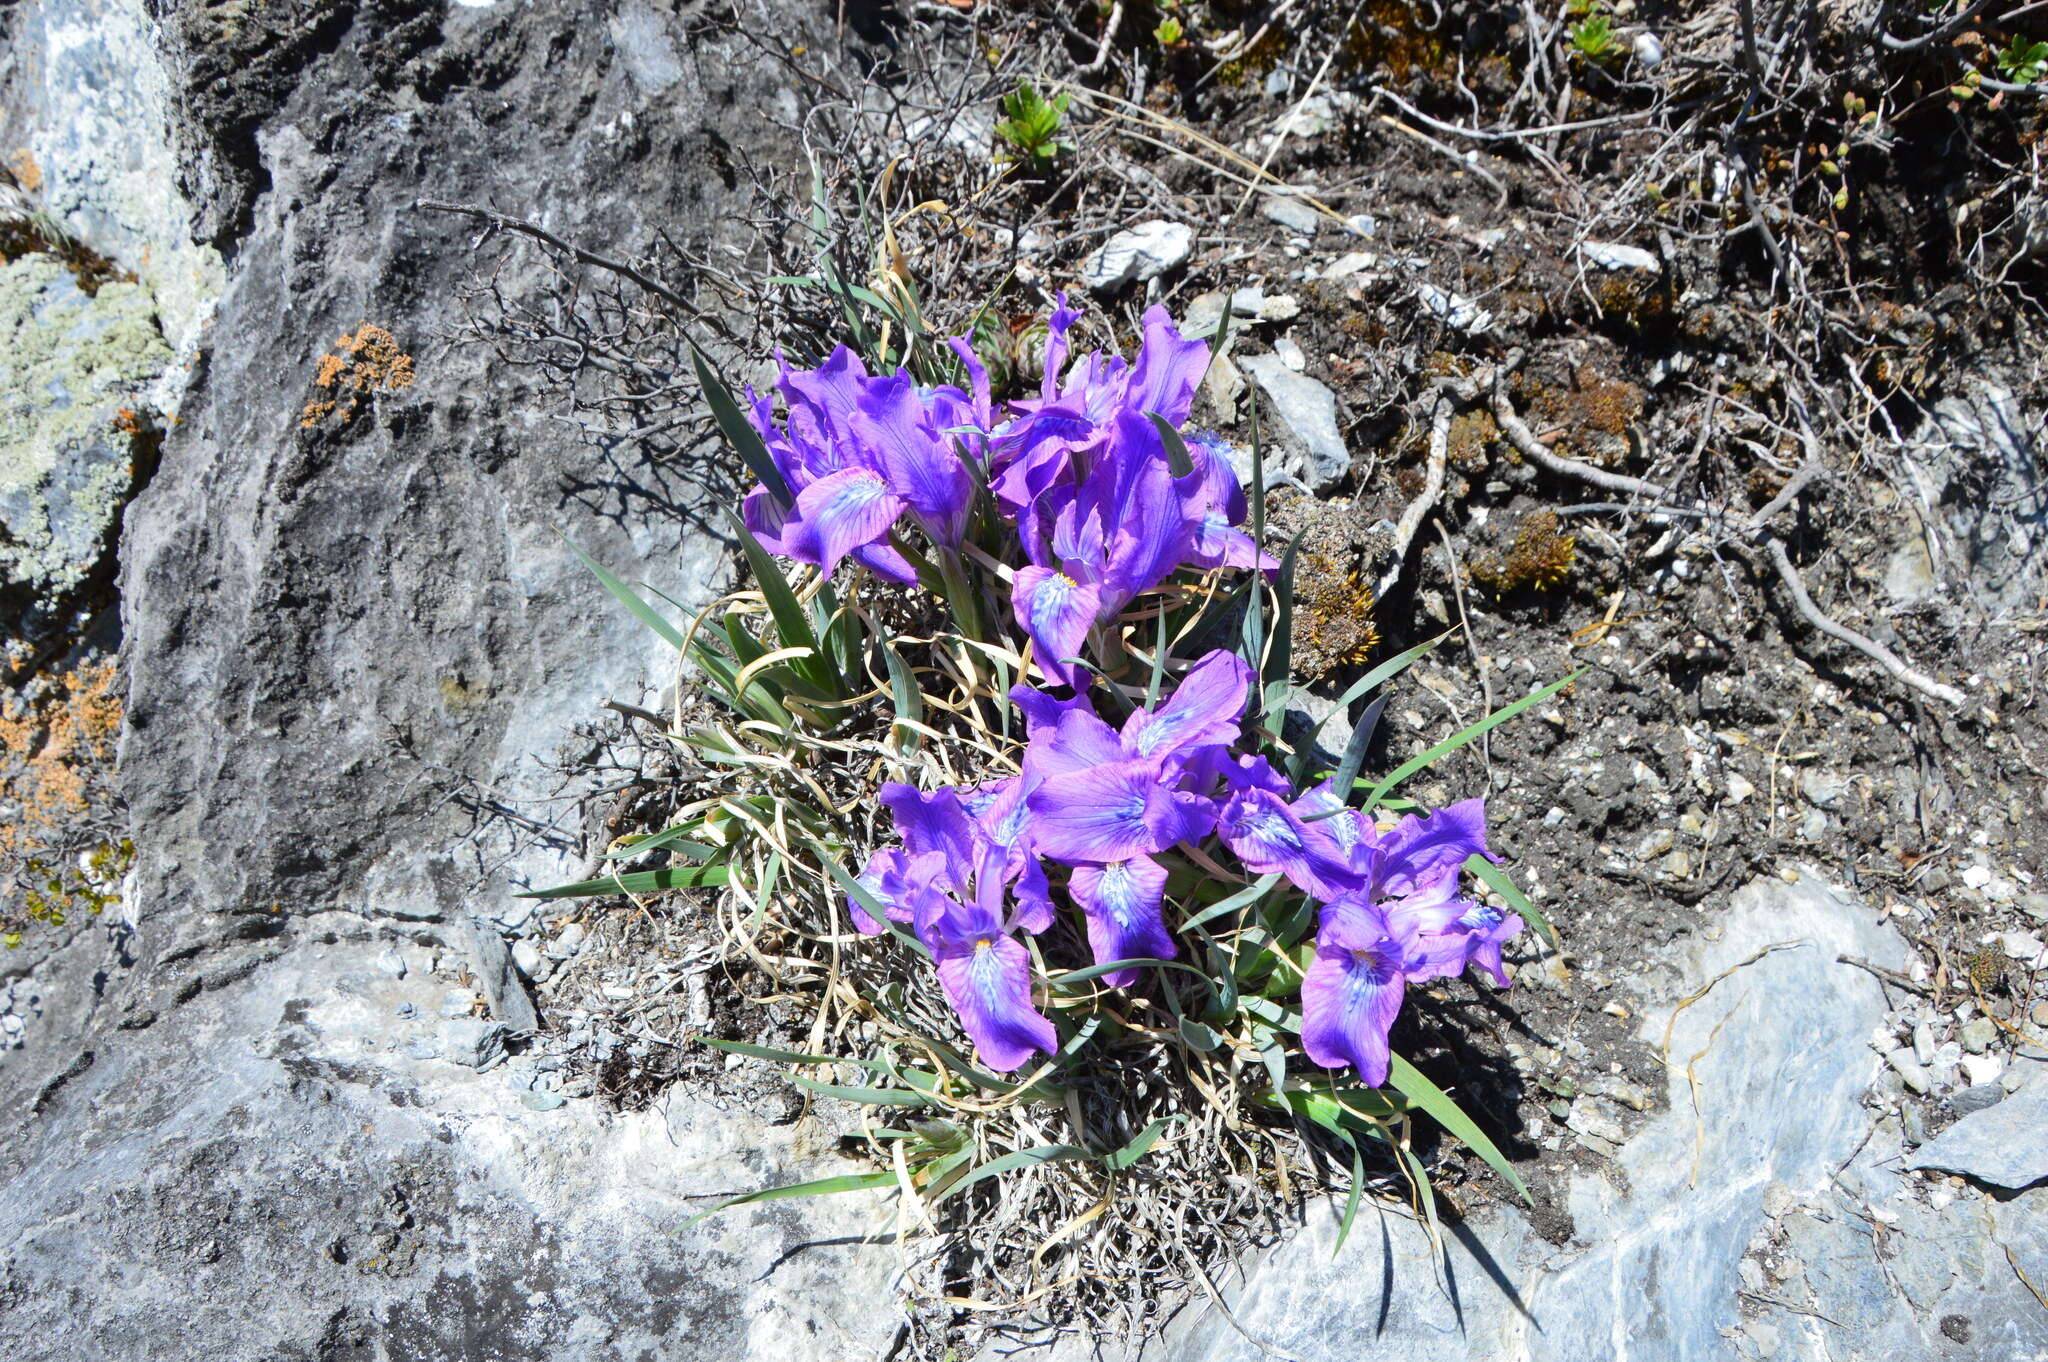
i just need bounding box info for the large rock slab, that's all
[0,4,903,1358]
[0,0,225,358]
[1078,868,1937,1362]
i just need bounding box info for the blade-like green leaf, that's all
[1386,1054,1531,1203]
[883,645,924,757]
[730,514,839,696]
[1146,411,1195,477]
[521,864,730,899]
[1467,854,1559,950]
[1105,1117,1176,1169]
[691,344,791,506]
[681,1170,896,1228]
[791,1075,933,1108]
[930,1144,1089,1204]
[1334,1135,1367,1256]
[1260,534,1301,737]
[1181,872,1282,933]
[1362,668,1586,808]
[1044,956,1210,987]
[564,536,686,651]
[1327,694,1389,799]
[601,824,716,861]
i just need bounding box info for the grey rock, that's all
[1,0,225,358]
[1914,1020,1937,1065]
[1889,1047,1934,1094]
[0,5,911,1359]
[1344,213,1378,238]
[1902,382,2046,612]
[1238,354,1349,489]
[1884,534,1939,604]
[1317,250,1377,279]
[0,256,171,601]
[1095,868,1911,1362]
[1908,1081,2048,1188]
[1081,220,1193,292]
[440,1018,510,1070]
[512,938,547,980]
[1260,194,1322,235]
[466,914,539,1033]
[1951,1082,2005,1117]
[1581,241,1660,271]
[1414,282,1493,333]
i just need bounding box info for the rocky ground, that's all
[0,0,2043,1359]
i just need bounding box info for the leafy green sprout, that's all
[993,81,1075,171]
[1997,35,2048,84]
[1570,12,1621,63]
[543,300,1569,1306]
[1154,15,1184,46]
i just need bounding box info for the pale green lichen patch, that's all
[0,252,173,594]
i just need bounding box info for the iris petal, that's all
[1012,566,1101,688]
[790,466,905,575]
[1067,855,1175,985]
[1300,898,1407,1084]
[932,932,1057,1074]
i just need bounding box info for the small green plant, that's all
[993,81,1074,170]
[1570,12,1620,63]
[1154,15,1184,45]
[1996,35,2048,84]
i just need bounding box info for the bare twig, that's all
[1764,538,1968,708]
[416,199,705,319]
[1375,393,1454,600]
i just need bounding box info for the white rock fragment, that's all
[1345,213,1378,238]
[1582,241,1660,272]
[1318,251,1378,280]
[1962,864,1993,890]
[1726,773,1756,804]
[1414,282,1493,334]
[1237,354,1349,488]
[1274,337,1307,372]
[1081,221,1192,293]
[1261,194,1322,235]
[1632,31,1663,67]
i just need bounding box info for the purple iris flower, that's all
[921,846,1060,1074]
[1298,895,1451,1085]
[1179,431,1276,575]
[1011,410,1195,686]
[1215,762,1361,902]
[1067,855,1175,986]
[1290,794,1521,1083]
[1009,652,1250,979]
[739,346,987,581]
[851,784,1057,1072]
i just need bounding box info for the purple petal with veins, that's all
[785,466,904,576]
[1026,759,1213,863]
[1121,649,1252,763]
[1300,896,1408,1085]
[1012,565,1101,688]
[1216,786,1361,901]
[1067,854,1175,986]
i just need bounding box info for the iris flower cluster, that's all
[737,301,1522,1084]
[851,653,1519,1082]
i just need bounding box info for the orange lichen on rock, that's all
[7,149,41,193]
[299,323,416,427]
[0,658,132,946]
